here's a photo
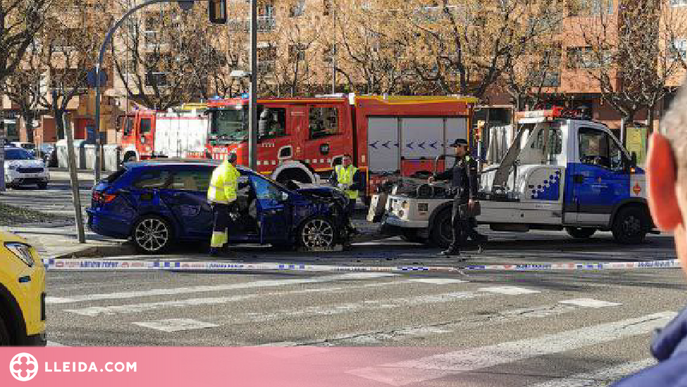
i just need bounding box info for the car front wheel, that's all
[132,216,173,253]
[299,216,336,250]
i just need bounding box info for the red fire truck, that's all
[204,95,476,196]
[118,105,209,163]
[118,95,476,198]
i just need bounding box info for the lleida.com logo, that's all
[9,353,38,382]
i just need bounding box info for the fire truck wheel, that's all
[612,206,649,245]
[123,153,137,163]
[565,227,596,239]
[430,209,453,248]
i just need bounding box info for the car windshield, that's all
[5,148,34,160]
[210,107,247,142]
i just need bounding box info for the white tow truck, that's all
[372,107,653,247]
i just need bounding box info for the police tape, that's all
[40,258,682,273]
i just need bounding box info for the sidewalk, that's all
[2,221,134,259]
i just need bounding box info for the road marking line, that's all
[528,358,655,387]
[347,312,675,386]
[558,298,622,308]
[64,281,410,317]
[132,318,219,333]
[409,278,467,285]
[264,299,621,347]
[47,272,397,304]
[479,286,541,295]
[230,286,538,325]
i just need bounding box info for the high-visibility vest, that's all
[207,160,240,204]
[335,164,359,200]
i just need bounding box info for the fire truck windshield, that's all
[211,108,247,142]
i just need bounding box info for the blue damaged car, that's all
[87,160,351,253]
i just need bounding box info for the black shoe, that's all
[439,248,460,256]
[477,244,484,254]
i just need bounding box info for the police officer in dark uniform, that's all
[428,139,485,256]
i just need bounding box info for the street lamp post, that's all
[248,0,258,170]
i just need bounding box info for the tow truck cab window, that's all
[517,122,563,165]
[578,127,623,170]
[309,107,339,139]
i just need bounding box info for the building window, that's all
[567,47,611,69]
[290,0,306,16]
[576,0,614,14]
[671,38,687,60]
[289,44,306,62]
[309,107,339,139]
[671,0,687,6]
[323,0,332,15]
[145,72,168,87]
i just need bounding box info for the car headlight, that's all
[5,242,34,267]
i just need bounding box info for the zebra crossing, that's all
[46,269,683,386]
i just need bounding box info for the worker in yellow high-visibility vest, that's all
[207,152,241,256]
[330,154,364,235]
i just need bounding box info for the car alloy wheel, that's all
[134,217,170,253]
[300,217,335,249]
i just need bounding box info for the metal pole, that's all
[0,121,5,192]
[331,0,336,94]
[64,113,86,243]
[94,0,171,186]
[248,0,258,169]
[620,117,626,146]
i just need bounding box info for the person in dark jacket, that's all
[612,84,687,386]
[428,139,484,257]
[330,154,364,234]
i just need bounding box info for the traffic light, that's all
[209,0,227,24]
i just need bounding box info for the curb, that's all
[49,243,136,260]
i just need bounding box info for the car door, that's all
[569,126,630,226]
[249,174,291,244]
[158,167,215,239]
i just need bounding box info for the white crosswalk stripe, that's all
[347,312,675,386]
[47,272,398,304]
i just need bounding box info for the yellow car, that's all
[0,231,46,346]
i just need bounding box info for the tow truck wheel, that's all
[565,227,596,239]
[0,315,10,346]
[430,210,453,248]
[612,207,649,245]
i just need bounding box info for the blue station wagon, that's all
[87,161,351,253]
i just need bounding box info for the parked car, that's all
[0,231,46,346]
[87,160,351,253]
[4,147,50,189]
[10,142,36,158]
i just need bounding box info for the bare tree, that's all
[35,0,110,139]
[0,0,49,84]
[397,0,575,99]
[577,0,684,131]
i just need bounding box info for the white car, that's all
[4,147,50,189]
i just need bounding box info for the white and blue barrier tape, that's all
[40,258,681,273]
